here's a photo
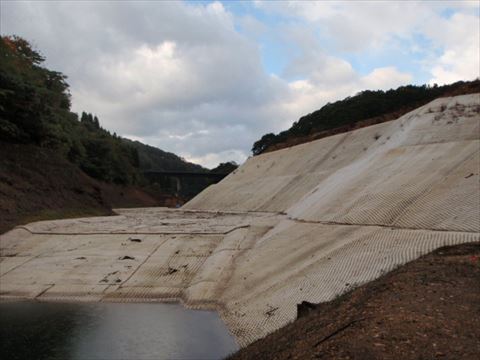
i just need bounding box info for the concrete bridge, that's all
[143,171,229,195]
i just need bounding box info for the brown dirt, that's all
[0,142,179,234]
[230,242,480,360]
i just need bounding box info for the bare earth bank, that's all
[229,242,480,360]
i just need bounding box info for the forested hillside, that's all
[252,79,480,155]
[0,35,222,232]
[123,139,207,173]
[0,35,208,185]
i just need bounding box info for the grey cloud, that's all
[2,1,295,166]
[2,1,439,167]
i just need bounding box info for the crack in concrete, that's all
[34,284,55,299]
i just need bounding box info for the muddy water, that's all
[0,302,237,360]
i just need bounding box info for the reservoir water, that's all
[0,301,238,360]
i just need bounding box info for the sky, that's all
[1,1,479,168]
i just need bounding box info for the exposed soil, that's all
[0,142,178,234]
[230,242,480,360]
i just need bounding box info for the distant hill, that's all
[252,79,480,155]
[122,139,214,200]
[123,139,207,173]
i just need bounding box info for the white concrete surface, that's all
[1,94,479,346]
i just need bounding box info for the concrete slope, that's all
[185,94,479,233]
[1,94,479,347]
[287,95,479,232]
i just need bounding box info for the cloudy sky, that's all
[2,1,479,168]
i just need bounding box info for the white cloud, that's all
[361,67,413,90]
[1,1,477,167]
[256,1,429,51]
[2,1,292,167]
[282,66,412,122]
[426,12,480,84]
[258,1,479,84]
[185,150,247,169]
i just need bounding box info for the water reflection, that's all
[0,302,237,360]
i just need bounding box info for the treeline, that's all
[0,36,141,184]
[124,139,206,173]
[210,161,238,174]
[0,36,208,186]
[252,79,480,155]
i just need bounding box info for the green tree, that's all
[252,133,276,155]
[0,36,142,185]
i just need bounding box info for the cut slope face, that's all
[186,94,479,233]
[1,94,479,347]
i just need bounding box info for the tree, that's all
[251,79,479,155]
[211,161,238,174]
[252,133,276,155]
[0,36,143,185]
[0,35,71,145]
[2,35,44,65]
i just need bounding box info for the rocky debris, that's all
[167,267,178,275]
[100,271,120,284]
[265,305,279,317]
[297,301,317,319]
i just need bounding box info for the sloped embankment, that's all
[0,142,111,234]
[186,93,480,343]
[0,143,172,234]
[1,94,479,348]
[230,242,480,360]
